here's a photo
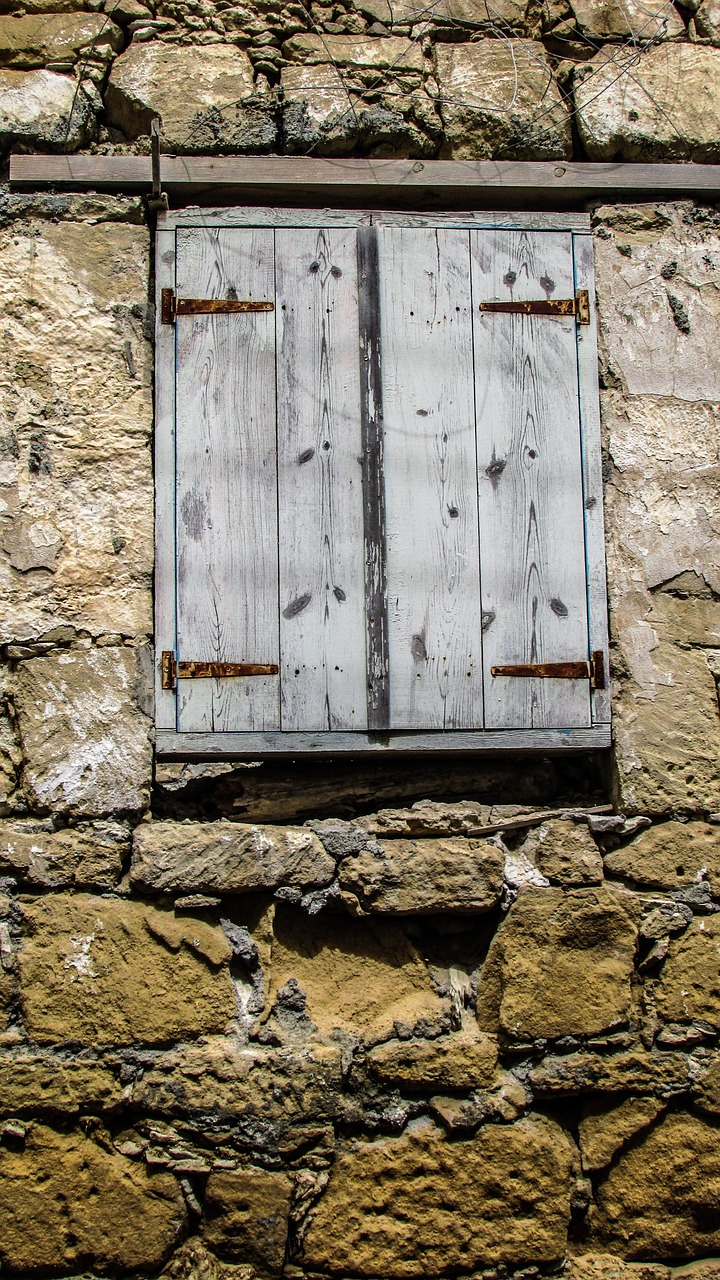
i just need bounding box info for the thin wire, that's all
[63,0,122,152]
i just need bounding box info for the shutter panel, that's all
[471,229,591,730]
[174,227,280,732]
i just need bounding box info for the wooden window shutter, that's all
[155,209,609,756]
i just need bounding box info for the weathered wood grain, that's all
[275,227,367,731]
[379,226,484,730]
[357,225,390,730]
[471,229,591,730]
[175,226,279,732]
[160,208,591,233]
[154,228,177,731]
[156,725,612,755]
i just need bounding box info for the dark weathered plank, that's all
[357,224,389,731]
[156,725,612,756]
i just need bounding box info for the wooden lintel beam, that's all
[7,155,720,208]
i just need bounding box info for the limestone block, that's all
[266,908,448,1042]
[603,822,720,893]
[282,62,353,150]
[161,1239,258,1280]
[13,648,153,818]
[18,894,236,1047]
[591,1112,720,1257]
[282,33,424,70]
[0,13,122,69]
[528,1047,693,1097]
[0,1052,124,1117]
[435,40,571,159]
[576,44,720,162]
[105,43,275,152]
[302,1115,576,1274]
[568,0,683,39]
[281,62,437,156]
[565,1258,671,1280]
[0,1124,186,1275]
[0,67,96,148]
[131,820,334,895]
[523,820,604,887]
[202,1169,292,1271]
[579,1097,666,1172]
[0,217,153,641]
[477,887,638,1042]
[367,1026,499,1090]
[654,916,720,1027]
[0,818,128,888]
[339,836,504,914]
[696,0,720,40]
[358,0,534,29]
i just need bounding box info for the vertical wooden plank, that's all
[472,229,591,730]
[154,226,177,730]
[380,227,484,730]
[174,225,279,732]
[357,225,389,731]
[275,228,367,730]
[574,232,611,726]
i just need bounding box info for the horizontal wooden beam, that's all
[156,725,612,758]
[8,155,720,209]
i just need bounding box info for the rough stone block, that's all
[579,1097,666,1172]
[0,1052,124,1117]
[603,822,720,893]
[477,887,638,1042]
[105,43,275,152]
[281,63,437,157]
[0,216,153,641]
[367,1026,499,1090]
[591,1112,720,1257]
[654,916,720,1027]
[339,836,504,914]
[131,820,334,895]
[0,67,96,149]
[13,648,153,818]
[528,1047,693,1097]
[266,908,448,1042]
[0,1124,186,1274]
[18,894,236,1047]
[0,818,128,888]
[282,32,424,70]
[435,40,572,159]
[202,1169,292,1272]
[523,820,604,887]
[565,1257,671,1280]
[568,0,683,39]
[302,1115,576,1274]
[159,1239,257,1280]
[0,13,122,69]
[696,0,720,40]
[576,45,720,162]
[358,0,534,29]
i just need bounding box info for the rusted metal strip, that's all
[161,288,274,324]
[479,289,590,324]
[491,650,605,689]
[161,651,279,691]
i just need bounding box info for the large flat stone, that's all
[0,1124,186,1274]
[435,40,571,159]
[0,818,128,888]
[0,67,96,149]
[477,887,638,1042]
[281,63,438,157]
[358,0,535,29]
[105,42,275,153]
[654,916,720,1027]
[302,1116,576,1274]
[528,1047,693,1097]
[282,33,424,71]
[18,894,236,1047]
[339,836,504,914]
[202,1169,292,1271]
[0,13,121,69]
[603,822,720,894]
[367,1026,499,1090]
[131,819,334,894]
[576,44,720,161]
[568,0,683,38]
[0,216,153,641]
[0,1052,124,1117]
[13,648,153,818]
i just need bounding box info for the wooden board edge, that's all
[156,726,612,757]
[154,228,177,731]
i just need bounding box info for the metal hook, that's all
[148,118,169,212]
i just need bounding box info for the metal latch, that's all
[161,651,279,691]
[479,289,590,325]
[491,650,605,689]
[161,288,274,325]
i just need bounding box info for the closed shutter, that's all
[155,209,609,755]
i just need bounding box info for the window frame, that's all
[154,205,610,759]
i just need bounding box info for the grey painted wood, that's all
[573,232,611,726]
[472,229,591,731]
[275,227,367,731]
[160,208,591,233]
[380,226,484,730]
[154,228,177,731]
[156,724,612,756]
[174,226,280,732]
[357,225,390,730]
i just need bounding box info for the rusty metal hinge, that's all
[479,289,590,325]
[491,650,605,689]
[161,288,275,325]
[161,651,279,691]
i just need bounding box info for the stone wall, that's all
[1,0,720,1269]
